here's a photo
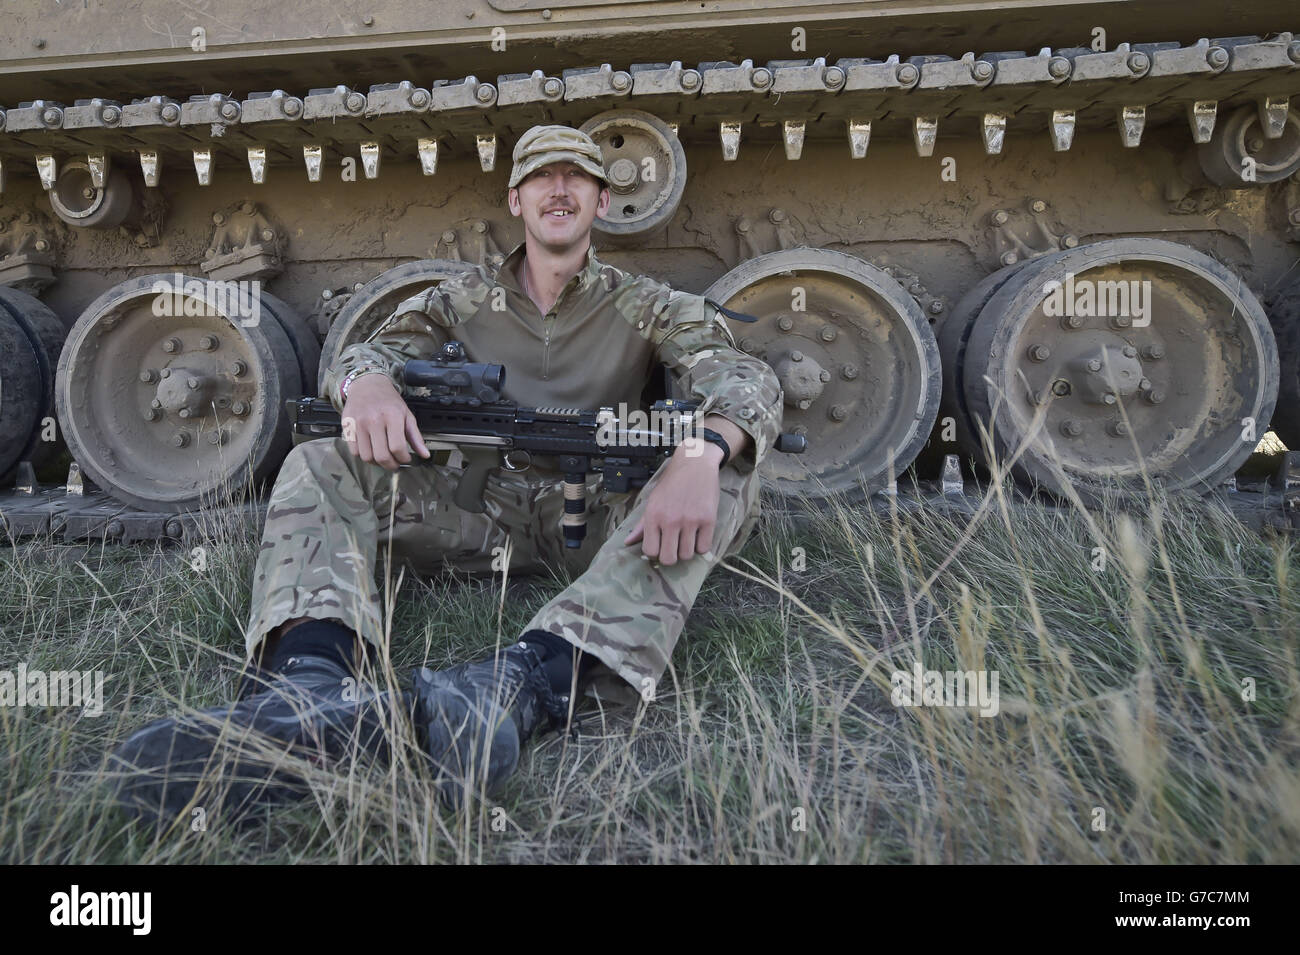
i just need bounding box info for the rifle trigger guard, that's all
[502,449,532,472]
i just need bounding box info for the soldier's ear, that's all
[507,187,522,217]
[596,186,611,217]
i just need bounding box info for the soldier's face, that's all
[508,162,610,253]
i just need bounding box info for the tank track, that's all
[3,454,1299,545]
[2,35,1298,182]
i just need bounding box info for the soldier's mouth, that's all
[544,208,575,218]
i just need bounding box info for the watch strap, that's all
[699,428,731,468]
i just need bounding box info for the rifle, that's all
[287,342,806,548]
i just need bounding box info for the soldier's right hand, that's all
[341,373,431,471]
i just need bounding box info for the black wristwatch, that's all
[699,428,731,468]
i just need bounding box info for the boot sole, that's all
[412,667,521,808]
[109,717,306,826]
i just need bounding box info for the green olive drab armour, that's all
[247,242,783,702]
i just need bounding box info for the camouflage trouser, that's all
[245,437,762,704]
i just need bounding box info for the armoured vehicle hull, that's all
[1,1,1299,528]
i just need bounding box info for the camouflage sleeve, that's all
[628,282,783,473]
[320,278,475,411]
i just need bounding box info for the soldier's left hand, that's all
[623,446,723,565]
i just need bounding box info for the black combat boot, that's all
[412,635,577,807]
[110,622,404,826]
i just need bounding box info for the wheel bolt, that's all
[1110,420,1130,437]
[1139,377,1152,391]
[1122,345,1137,358]
[150,398,163,409]
[777,316,794,331]
[1111,314,1132,328]
[1030,199,1046,214]
[1145,389,1165,404]
[231,401,249,415]
[178,408,191,418]
[231,360,248,377]
[159,368,171,378]
[842,365,859,380]
[1063,315,1083,329]
[172,432,190,447]
[820,326,836,342]
[199,334,219,351]
[790,351,804,362]
[144,408,160,421]
[792,425,808,436]
[1087,358,1102,372]
[929,301,945,315]
[1142,343,1165,360]
[991,210,1009,226]
[1031,389,1050,406]
[82,187,95,200]
[140,369,158,383]
[162,337,181,353]
[819,370,832,382]
[187,376,200,389]
[1051,379,1071,396]
[1001,251,1019,266]
[208,430,226,446]
[829,405,848,421]
[216,397,231,409]
[1028,344,1051,362]
[1060,418,1083,437]
[165,519,183,538]
[1103,393,1117,405]
[797,399,812,411]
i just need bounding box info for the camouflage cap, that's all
[508,125,608,188]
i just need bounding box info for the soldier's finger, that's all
[368,422,398,470]
[404,412,431,458]
[658,526,679,566]
[623,518,644,545]
[386,415,411,465]
[642,520,662,559]
[355,424,374,463]
[696,520,716,555]
[679,526,697,562]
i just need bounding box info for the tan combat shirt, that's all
[323,243,783,475]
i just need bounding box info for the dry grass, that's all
[1,471,1297,863]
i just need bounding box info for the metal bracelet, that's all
[339,367,385,405]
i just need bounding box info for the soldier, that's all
[110,125,783,821]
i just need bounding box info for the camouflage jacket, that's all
[323,242,783,474]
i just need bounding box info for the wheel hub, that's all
[150,364,232,418]
[607,158,639,193]
[1066,341,1145,404]
[773,349,830,410]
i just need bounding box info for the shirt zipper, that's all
[542,315,553,379]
